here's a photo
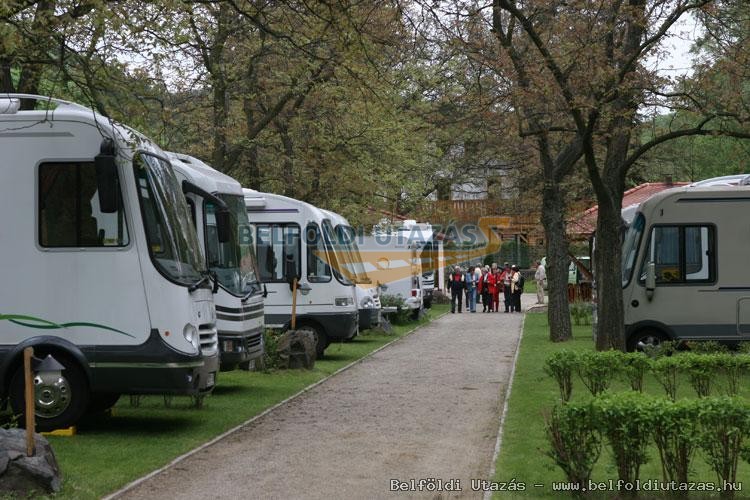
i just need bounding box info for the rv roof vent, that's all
[0,98,20,114]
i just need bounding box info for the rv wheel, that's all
[627,329,668,352]
[9,354,89,432]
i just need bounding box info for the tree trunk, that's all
[594,177,626,350]
[542,180,572,342]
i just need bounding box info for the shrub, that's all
[642,339,680,359]
[379,293,411,324]
[681,353,720,398]
[652,399,700,484]
[544,351,578,402]
[697,397,750,497]
[687,340,729,354]
[576,351,621,397]
[621,352,651,393]
[720,354,750,396]
[594,392,655,485]
[545,402,601,490]
[569,301,592,326]
[651,356,681,401]
[262,329,283,371]
[432,289,451,305]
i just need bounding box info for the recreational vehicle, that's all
[360,221,434,316]
[621,185,750,350]
[168,153,264,371]
[0,95,219,430]
[321,210,381,331]
[243,190,358,357]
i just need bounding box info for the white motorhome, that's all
[321,210,381,331]
[621,185,750,350]
[0,95,219,430]
[360,221,434,316]
[243,190,358,356]
[168,153,264,371]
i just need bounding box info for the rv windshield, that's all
[134,153,205,285]
[621,212,645,288]
[205,194,260,297]
[336,225,371,284]
[322,220,353,286]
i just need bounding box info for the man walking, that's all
[449,266,465,313]
[534,260,546,304]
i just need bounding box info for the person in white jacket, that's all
[534,260,546,304]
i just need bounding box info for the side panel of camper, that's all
[622,187,750,350]
[0,97,218,430]
[244,190,357,356]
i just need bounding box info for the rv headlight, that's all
[360,296,375,309]
[335,296,354,307]
[183,324,200,351]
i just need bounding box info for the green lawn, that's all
[48,304,448,499]
[493,313,750,498]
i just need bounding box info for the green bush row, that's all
[548,394,749,495]
[544,350,750,402]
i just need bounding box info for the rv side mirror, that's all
[645,262,656,301]
[95,140,120,213]
[215,210,232,243]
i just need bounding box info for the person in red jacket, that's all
[485,265,498,312]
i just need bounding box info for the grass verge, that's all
[48,304,448,499]
[492,312,750,498]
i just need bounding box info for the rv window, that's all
[39,162,129,247]
[640,224,714,284]
[254,223,300,283]
[306,223,332,283]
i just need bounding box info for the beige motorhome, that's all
[622,185,750,350]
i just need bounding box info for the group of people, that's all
[447,262,524,314]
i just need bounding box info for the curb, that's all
[103,308,449,500]
[484,312,526,500]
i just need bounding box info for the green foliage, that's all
[720,354,750,396]
[575,351,621,397]
[262,329,283,371]
[379,293,412,324]
[687,340,729,354]
[569,302,592,326]
[651,356,681,401]
[593,392,655,484]
[697,397,750,494]
[681,353,720,398]
[621,352,651,393]
[543,350,577,402]
[652,399,700,484]
[545,402,601,490]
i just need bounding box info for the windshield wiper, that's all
[188,274,210,293]
[241,281,262,302]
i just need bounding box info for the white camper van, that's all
[168,153,264,371]
[0,95,219,430]
[321,210,381,331]
[243,190,358,356]
[621,185,750,350]
[360,221,433,316]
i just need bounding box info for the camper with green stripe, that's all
[0,95,220,431]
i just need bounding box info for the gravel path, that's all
[114,295,530,500]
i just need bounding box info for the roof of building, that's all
[568,182,689,237]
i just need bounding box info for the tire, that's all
[627,329,669,352]
[423,297,432,309]
[9,353,89,432]
[296,324,327,359]
[86,392,120,415]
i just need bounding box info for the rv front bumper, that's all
[320,310,358,341]
[358,307,380,330]
[218,328,264,371]
[88,329,219,395]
